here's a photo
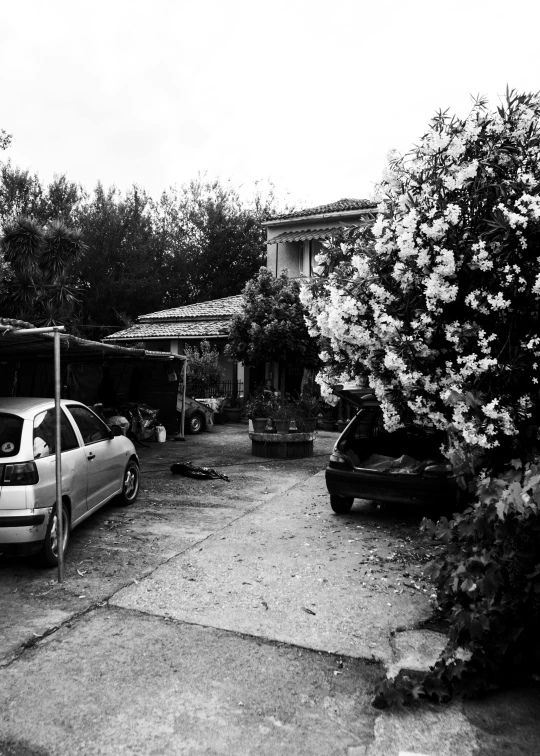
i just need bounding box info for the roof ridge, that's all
[138,294,244,322]
[269,198,377,222]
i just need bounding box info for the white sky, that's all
[2,0,539,208]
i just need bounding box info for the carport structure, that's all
[0,317,187,581]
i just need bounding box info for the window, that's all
[309,240,321,276]
[0,413,24,458]
[33,410,79,459]
[68,406,111,445]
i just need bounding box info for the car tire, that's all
[118,459,140,505]
[330,495,354,514]
[38,502,70,567]
[186,412,205,435]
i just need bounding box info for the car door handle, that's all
[87,453,96,460]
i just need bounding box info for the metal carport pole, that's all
[53,327,64,582]
[8,325,65,582]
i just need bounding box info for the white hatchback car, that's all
[0,398,139,566]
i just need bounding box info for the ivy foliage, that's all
[374,459,540,707]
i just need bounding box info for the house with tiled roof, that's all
[104,295,245,391]
[264,198,377,278]
[103,199,377,399]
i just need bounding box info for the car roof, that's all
[332,383,379,409]
[0,397,85,419]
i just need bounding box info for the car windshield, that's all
[0,413,24,458]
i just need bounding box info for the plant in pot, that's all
[293,395,320,433]
[223,395,242,423]
[244,392,274,432]
[271,404,294,434]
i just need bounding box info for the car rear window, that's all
[0,413,24,457]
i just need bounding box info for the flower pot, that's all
[252,417,270,432]
[336,420,348,433]
[273,419,291,434]
[223,408,242,423]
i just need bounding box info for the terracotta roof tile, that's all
[139,295,244,322]
[104,319,232,341]
[269,198,376,222]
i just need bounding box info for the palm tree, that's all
[0,216,86,329]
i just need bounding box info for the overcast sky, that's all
[2,0,539,208]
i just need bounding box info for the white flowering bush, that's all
[303,90,540,704]
[302,90,540,476]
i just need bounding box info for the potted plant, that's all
[271,404,294,434]
[223,395,242,423]
[244,392,274,432]
[293,394,320,433]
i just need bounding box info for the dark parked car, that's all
[325,385,461,513]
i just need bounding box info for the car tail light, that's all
[329,449,353,470]
[1,462,39,485]
[423,463,454,477]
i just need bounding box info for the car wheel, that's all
[118,459,140,505]
[38,502,70,567]
[330,495,354,514]
[186,412,205,435]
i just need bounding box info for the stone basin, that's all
[249,431,315,459]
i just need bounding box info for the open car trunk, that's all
[332,384,451,478]
[340,411,449,476]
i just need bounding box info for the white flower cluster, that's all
[302,92,540,466]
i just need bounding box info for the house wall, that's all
[266,234,327,279]
[266,241,301,277]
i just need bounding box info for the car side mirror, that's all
[110,425,123,437]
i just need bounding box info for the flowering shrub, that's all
[302,89,540,702]
[303,90,540,473]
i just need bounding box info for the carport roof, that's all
[0,318,186,363]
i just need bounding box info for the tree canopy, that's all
[227,267,319,369]
[0,132,287,334]
[0,216,86,327]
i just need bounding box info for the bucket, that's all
[156,425,167,443]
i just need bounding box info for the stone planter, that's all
[250,431,314,459]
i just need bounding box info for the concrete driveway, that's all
[0,424,538,755]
